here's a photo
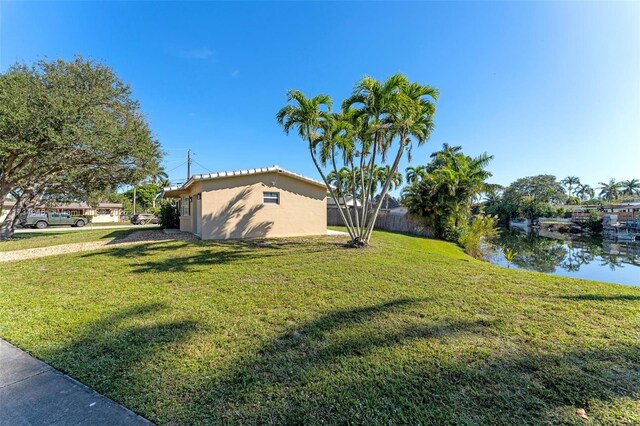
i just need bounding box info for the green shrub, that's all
[459,214,499,259]
[585,210,603,233]
[82,214,93,223]
[158,201,179,229]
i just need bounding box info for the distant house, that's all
[0,201,124,223]
[326,197,362,208]
[162,165,327,240]
[564,203,640,223]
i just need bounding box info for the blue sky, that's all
[2,1,639,190]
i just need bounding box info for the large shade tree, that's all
[0,56,162,238]
[484,175,565,222]
[277,73,438,246]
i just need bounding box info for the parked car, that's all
[130,214,159,225]
[19,212,87,229]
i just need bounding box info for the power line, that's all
[166,161,187,173]
[192,159,215,174]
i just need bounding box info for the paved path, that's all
[14,224,159,234]
[0,230,195,263]
[0,339,153,426]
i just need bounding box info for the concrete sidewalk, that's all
[0,339,153,425]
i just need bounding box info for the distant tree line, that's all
[483,175,640,223]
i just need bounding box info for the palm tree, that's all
[147,169,169,186]
[346,76,438,243]
[374,165,402,209]
[575,183,595,202]
[598,179,620,202]
[561,176,581,199]
[278,75,438,246]
[405,165,427,184]
[276,90,357,240]
[402,144,494,239]
[620,179,640,197]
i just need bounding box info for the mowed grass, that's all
[0,230,639,425]
[0,227,151,251]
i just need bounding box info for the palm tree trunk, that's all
[358,146,368,240]
[331,148,355,231]
[308,143,356,240]
[364,134,407,243]
[350,161,361,232]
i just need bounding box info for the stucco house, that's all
[162,165,327,240]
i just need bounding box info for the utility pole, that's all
[187,149,192,180]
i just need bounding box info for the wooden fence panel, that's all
[327,207,433,238]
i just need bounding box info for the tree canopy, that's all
[0,56,162,237]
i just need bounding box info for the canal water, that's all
[488,228,640,287]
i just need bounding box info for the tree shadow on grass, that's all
[180,298,503,424]
[81,236,346,273]
[558,294,640,302]
[42,302,198,403]
[179,298,640,424]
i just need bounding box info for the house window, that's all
[180,195,190,216]
[263,191,280,204]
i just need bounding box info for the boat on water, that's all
[509,218,530,229]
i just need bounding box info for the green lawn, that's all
[0,227,152,252]
[0,231,639,425]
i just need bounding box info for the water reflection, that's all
[489,228,640,286]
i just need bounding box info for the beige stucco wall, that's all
[174,172,326,240]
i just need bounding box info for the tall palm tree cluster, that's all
[401,144,495,240]
[277,73,438,247]
[598,178,640,202]
[327,165,403,207]
[561,176,640,203]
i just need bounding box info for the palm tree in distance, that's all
[405,165,427,184]
[620,179,640,197]
[561,176,581,200]
[375,165,403,209]
[148,169,169,188]
[598,179,620,203]
[575,183,595,203]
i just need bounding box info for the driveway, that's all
[0,230,195,263]
[14,224,159,234]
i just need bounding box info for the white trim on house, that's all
[163,165,326,193]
